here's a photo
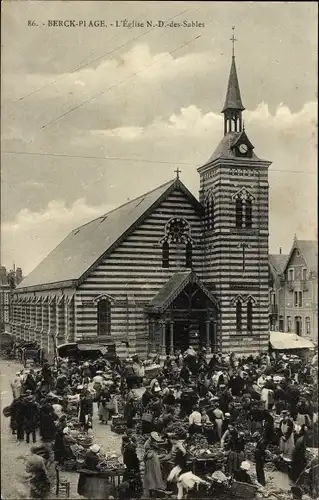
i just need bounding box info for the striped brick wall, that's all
[198,156,270,354]
[76,188,203,358]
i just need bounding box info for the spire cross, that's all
[230,26,237,57]
[174,167,181,179]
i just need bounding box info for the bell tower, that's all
[222,27,245,135]
[198,29,272,355]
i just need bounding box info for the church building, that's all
[10,48,271,359]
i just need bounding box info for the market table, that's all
[77,468,126,499]
[188,456,223,475]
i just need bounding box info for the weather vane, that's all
[230,26,237,57]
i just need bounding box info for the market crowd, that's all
[4,345,319,499]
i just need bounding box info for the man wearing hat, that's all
[188,405,202,435]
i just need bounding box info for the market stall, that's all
[269,332,315,361]
[77,452,125,499]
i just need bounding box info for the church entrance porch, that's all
[146,271,219,355]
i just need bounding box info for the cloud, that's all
[2,198,115,274]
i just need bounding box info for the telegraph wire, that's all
[1,150,316,174]
[40,34,202,130]
[16,9,189,103]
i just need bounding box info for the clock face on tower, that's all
[239,143,248,154]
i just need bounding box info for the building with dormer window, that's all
[269,236,318,344]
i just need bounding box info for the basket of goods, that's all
[77,434,93,448]
[2,405,11,418]
[230,481,258,498]
[97,454,124,473]
[111,414,126,434]
[186,435,209,458]
[142,410,153,423]
[166,421,188,435]
[63,458,77,471]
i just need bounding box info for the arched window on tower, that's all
[205,195,215,231]
[245,198,252,228]
[236,300,242,332]
[210,197,214,230]
[162,241,169,268]
[235,197,243,228]
[247,300,253,333]
[185,241,193,268]
[97,299,111,336]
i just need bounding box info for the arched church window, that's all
[162,241,169,268]
[186,241,193,268]
[236,300,242,332]
[245,198,252,228]
[235,197,243,228]
[97,299,111,336]
[205,194,215,231]
[247,300,253,333]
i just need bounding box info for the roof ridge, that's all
[72,178,177,232]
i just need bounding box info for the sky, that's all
[1,1,317,276]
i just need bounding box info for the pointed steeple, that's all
[222,27,245,136]
[222,56,245,112]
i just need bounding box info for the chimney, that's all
[279,247,282,255]
[16,267,23,285]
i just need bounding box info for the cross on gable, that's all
[174,167,181,180]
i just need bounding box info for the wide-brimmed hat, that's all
[150,432,164,443]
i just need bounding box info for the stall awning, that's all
[269,331,315,350]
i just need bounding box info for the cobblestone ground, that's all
[0,359,124,499]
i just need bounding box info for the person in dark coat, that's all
[11,395,25,440]
[24,370,37,393]
[254,433,267,486]
[122,436,141,478]
[78,388,93,431]
[162,389,176,406]
[142,386,154,407]
[219,387,233,413]
[263,410,275,444]
[23,393,39,444]
[124,398,136,429]
[180,364,191,384]
[54,416,67,464]
[290,425,308,483]
[39,402,57,443]
[41,361,53,390]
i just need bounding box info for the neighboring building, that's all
[269,236,318,344]
[0,266,24,333]
[0,267,10,333]
[9,48,271,359]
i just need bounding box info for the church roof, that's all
[269,254,289,275]
[222,56,245,112]
[201,131,259,165]
[283,238,318,274]
[146,270,218,313]
[17,178,202,291]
